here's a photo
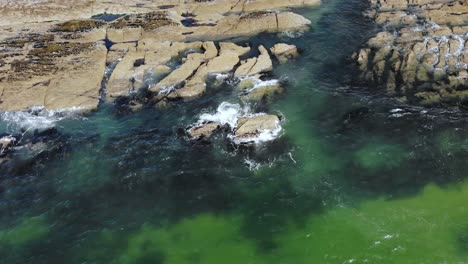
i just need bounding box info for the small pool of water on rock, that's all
[1,0,468,263]
[91,13,126,22]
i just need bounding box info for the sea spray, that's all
[0,106,84,132]
[195,102,283,144]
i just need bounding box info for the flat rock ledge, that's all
[0,0,318,112]
[353,0,467,106]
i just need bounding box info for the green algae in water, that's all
[0,215,49,247]
[436,130,468,155]
[88,180,468,264]
[117,214,266,264]
[272,182,468,263]
[353,142,408,172]
[51,147,114,193]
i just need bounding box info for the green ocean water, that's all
[1,0,468,263]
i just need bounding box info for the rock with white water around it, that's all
[233,114,281,144]
[241,79,284,101]
[0,135,17,155]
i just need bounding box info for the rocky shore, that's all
[0,0,319,166]
[353,0,467,106]
[0,0,317,112]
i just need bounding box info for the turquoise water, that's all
[2,0,468,263]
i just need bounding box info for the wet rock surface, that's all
[187,122,221,140]
[0,0,319,112]
[0,124,65,175]
[354,0,467,106]
[233,114,281,144]
[271,43,299,63]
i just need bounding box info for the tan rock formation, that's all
[187,122,221,139]
[0,0,319,111]
[233,114,280,143]
[0,41,107,111]
[355,0,468,105]
[235,45,272,77]
[270,43,299,63]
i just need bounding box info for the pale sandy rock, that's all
[219,42,250,57]
[271,43,298,63]
[234,45,272,77]
[186,42,218,61]
[150,58,203,92]
[241,80,284,101]
[234,114,280,139]
[0,0,319,27]
[368,31,394,48]
[277,12,312,31]
[137,40,172,52]
[452,26,468,35]
[357,48,370,71]
[107,27,143,43]
[249,45,273,76]
[110,42,137,52]
[244,0,321,12]
[167,64,208,99]
[235,58,257,77]
[150,41,219,93]
[0,0,320,110]
[106,51,145,100]
[355,0,468,105]
[106,51,125,65]
[206,52,240,73]
[55,28,107,43]
[188,122,221,139]
[0,42,107,112]
[169,44,243,100]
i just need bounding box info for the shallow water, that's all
[1,0,468,263]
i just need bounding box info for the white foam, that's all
[198,102,249,128]
[254,79,280,88]
[157,85,176,96]
[278,30,304,39]
[0,106,83,132]
[390,108,404,113]
[195,102,283,144]
[212,73,230,82]
[244,158,262,171]
[241,77,280,94]
[0,135,16,154]
[230,115,282,145]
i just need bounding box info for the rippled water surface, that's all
[2,0,468,263]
